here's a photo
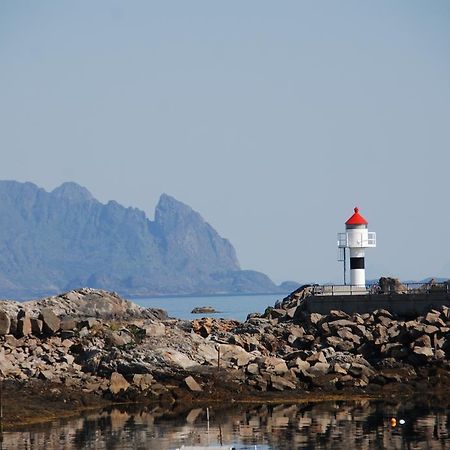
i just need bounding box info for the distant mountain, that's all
[0,180,296,299]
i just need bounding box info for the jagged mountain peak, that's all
[0,180,279,298]
[51,182,94,203]
[155,193,204,228]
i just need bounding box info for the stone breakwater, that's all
[1,286,450,423]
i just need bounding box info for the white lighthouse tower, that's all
[337,207,376,287]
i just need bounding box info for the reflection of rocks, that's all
[3,399,450,449]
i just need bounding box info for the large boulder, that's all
[144,322,166,337]
[39,308,61,335]
[109,372,130,394]
[218,344,254,367]
[0,309,10,335]
[16,312,32,337]
[378,277,407,294]
[30,318,43,335]
[184,376,203,392]
[270,375,296,391]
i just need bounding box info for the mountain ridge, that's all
[0,180,293,299]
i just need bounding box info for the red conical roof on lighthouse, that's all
[345,207,368,225]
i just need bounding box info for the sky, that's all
[1,1,450,284]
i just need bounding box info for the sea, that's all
[133,293,283,322]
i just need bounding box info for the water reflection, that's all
[3,398,450,449]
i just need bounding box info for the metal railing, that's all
[311,281,450,297]
[337,232,376,248]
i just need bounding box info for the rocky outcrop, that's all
[191,306,219,314]
[379,277,407,293]
[0,288,166,323]
[2,287,450,405]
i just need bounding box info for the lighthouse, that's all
[337,207,376,287]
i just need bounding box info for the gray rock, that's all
[253,375,268,391]
[184,375,203,392]
[133,374,154,391]
[79,318,98,329]
[441,306,450,320]
[414,334,431,348]
[434,335,445,349]
[108,331,132,347]
[328,319,357,331]
[0,310,10,335]
[425,312,446,327]
[30,318,43,335]
[247,363,259,375]
[308,362,330,376]
[117,360,153,375]
[38,370,55,381]
[144,322,166,337]
[333,363,348,375]
[374,308,394,319]
[326,336,354,352]
[268,308,286,319]
[110,372,130,394]
[337,328,361,345]
[378,277,407,293]
[16,315,32,337]
[424,325,439,335]
[293,358,311,371]
[270,375,296,391]
[348,362,374,378]
[285,307,298,319]
[60,318,77,331]
[382,343,407,358]
[219,344,254,367]
[309,313,323,325]
[306,352,327,364]
[356,325,373,341]
[79,327,89,338]
[387,325,401,340]
[377,316,392,327]
[191,306,218,314]
[39,308,61,335]
[61,330,75,339]
[329,310,350,319]
[373,325,388,345]
[4,335,18,347]
[412,346,433,358]
[159,348,197,370]
[261,357,289,375]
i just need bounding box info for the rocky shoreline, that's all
[2,286,450,428]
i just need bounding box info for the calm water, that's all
[4,399,450,449]
[133,294,282,322]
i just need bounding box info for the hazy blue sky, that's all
[1,1,450,283]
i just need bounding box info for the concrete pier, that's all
[301,288,450,317]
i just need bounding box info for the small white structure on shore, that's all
[338,207,376,286]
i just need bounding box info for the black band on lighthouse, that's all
[350,257,365,269]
